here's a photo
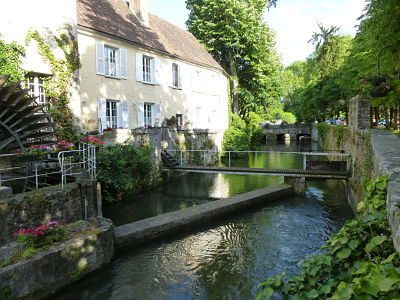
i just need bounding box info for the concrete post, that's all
[284,176,306,195]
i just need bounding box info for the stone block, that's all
[0,186,12,202]
[349,95,370,130]
[0,217,114,300]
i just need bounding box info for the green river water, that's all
[57,141,353,300]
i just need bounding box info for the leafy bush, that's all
[97,145,154,202]
[317,122,329,140]
[258,175,400,299]
[222,113,251,155]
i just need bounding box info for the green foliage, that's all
[222,113,251,154]
[334,124,345,148]
[186,0,283,118]
[258,175,400,299]
[26,29,80,142]
[97,145,154,202]
[0,34,25,81]
[316,122,329,140]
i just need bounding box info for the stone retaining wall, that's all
[319,127,400,252]
[0,179,102,246]
[0,217,114,300]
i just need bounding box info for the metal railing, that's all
[166,149,351,172]
[0,143,97,191]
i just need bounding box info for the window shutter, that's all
[136,101,144,127]
[168,62,173,87]
[97,98,107,133]
[96,43,105,75]
[154,58,161,84]
[136,53,143,82]
[120,48,128,79]
[178,63,182,89]
[117,100,129,128]
[155,103,161,127]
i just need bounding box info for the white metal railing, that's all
[166,149,351,171]
[0,143,97,191]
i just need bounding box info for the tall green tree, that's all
[186,0,283,118]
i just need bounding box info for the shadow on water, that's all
[58,140,354,300]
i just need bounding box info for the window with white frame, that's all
[27,76,46,105]
[144,103,153,127]
[136,53,160,84]
[96,43,128,79]
[106,100,118,128]
[142,56,153,83]
[104,46,118,77]
[172,63,181,88]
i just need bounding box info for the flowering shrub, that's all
[360,75,395,98]
[81,136,103,147]
[103,127,113,132]
[23,145,53,157]
[55,140,75,151]
[13,221,66,248]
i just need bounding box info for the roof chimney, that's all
[125,0,149,27]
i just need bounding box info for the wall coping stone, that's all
[114,184,294,249]
[370,130,400,251]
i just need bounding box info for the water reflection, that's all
[59,141,353,300]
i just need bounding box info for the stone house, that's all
[0,0,229,148]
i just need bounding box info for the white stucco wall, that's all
[78,28,229,137]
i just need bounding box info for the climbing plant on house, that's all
[25,27,81,142]
[0,35,25,81]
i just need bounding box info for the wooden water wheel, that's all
[0,75,56,151]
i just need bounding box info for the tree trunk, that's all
[228,53,239,114]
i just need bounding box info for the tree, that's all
[0,35,25,81]
[186,0,283,118]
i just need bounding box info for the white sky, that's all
[149,0,367,66]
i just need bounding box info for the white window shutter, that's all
[154,58,161,84]
[168,62,173,87]
[136,101,144,127]
[120,48,128,79]
[117,100,129,128]
[155,103,161,127]
[178,63,182,89]
[96,43,105,75]
[136,53,143,82]
[97,98,107,133]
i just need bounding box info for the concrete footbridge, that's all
[262,124,311,140]
[161,149,351,181]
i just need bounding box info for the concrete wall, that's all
[0,179,102,246]
[0,217,114,300]
[78,28,229,137]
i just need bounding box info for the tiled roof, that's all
[76,0,222,70]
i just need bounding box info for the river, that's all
[57,140,353,300]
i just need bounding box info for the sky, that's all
[149,0,366,66]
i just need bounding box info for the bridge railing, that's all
[166,149,351,172]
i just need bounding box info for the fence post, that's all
[35,164,38,190]
[180,151,183,166]
[303,154,307,169]
[203,150,206,165]
[228,151,231,167]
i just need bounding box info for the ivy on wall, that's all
[25,27,81,142]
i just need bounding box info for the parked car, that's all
[378,120,386,126]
